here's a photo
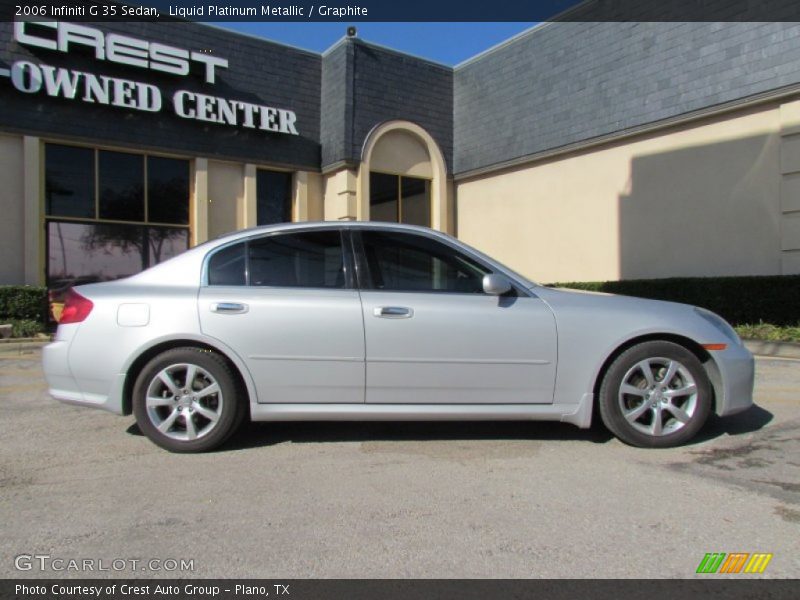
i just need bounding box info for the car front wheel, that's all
[598,340,712,448]
[132,347,244,452]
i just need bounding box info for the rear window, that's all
[206,231,345,288]
[248,231,344,288]
[207,243,246,286]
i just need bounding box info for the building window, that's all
[369,172,431,227]
[45,144,95,219]
[256,169,292,226]
[148,156,190,225]
[45,143,190,290]
[99,151,145,222]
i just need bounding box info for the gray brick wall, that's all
[320,40,353,168]
[0,21,321,168]
[454,21,800,175]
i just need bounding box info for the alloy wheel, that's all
[617,357,698,437]
[145,362,224,441]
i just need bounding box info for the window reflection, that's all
[47,222,188,288]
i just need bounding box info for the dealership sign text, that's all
[2,21,299,135]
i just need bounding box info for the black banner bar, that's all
[3,580,800,600]
[4,0,800,23]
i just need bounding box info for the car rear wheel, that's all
[133,348,244,452]
[598,341,712,448]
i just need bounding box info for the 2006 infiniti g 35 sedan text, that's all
[43,222,754,452]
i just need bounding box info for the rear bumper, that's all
[711,342,755,416]
[42,340,125,415]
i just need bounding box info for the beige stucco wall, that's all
[191,158,209,246]
[294,171,323,221]
[456,102,790,283]
[0,135,25,285]
[323,168,358,221]
[0,134,41,285]
[0,134,26,284]
[778,102,800,274]
[207,160,245,239]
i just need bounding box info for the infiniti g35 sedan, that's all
[43,222,754,452]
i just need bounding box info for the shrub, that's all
[0,286,48,323]
[734,323,800,343]
[548,275,800,327]
[10,319,45,338]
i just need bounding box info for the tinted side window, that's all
[248,231,345,288]
[208,243,246,286]
[360,231,488,293]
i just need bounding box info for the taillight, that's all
[59,289,94,324]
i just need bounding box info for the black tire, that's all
[132,347,245,453]
[598,341,712,448]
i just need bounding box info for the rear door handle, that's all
[373,306,413,319]
[211,302,248,314]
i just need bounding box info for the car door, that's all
[198,228,365,404]
[354,229,558,404]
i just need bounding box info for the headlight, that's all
[694,307,741,346]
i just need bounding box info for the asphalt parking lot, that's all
[0,348,798,579]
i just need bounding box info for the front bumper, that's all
[710,342,755,416]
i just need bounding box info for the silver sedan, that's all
[43,222,754,452]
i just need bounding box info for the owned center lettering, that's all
[6,21,300,135]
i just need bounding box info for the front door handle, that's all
[373,306,413,319]
[211,302,248,314]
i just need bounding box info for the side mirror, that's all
[482,273,512,296]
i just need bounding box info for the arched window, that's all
[358,121,449,232]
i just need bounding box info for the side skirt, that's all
[250,394,594,428]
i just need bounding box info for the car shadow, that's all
[126,423,144,436]
[686,404,774,446]
[219,419,616,451]
[124,404,774,451]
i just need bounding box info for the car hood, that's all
[533,285,693,313]
[530,284,736,348]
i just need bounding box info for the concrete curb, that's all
[0,339,49,356]
[0,336,50,344]
[744,339,800,360]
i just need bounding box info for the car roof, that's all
[197,221,447,248]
